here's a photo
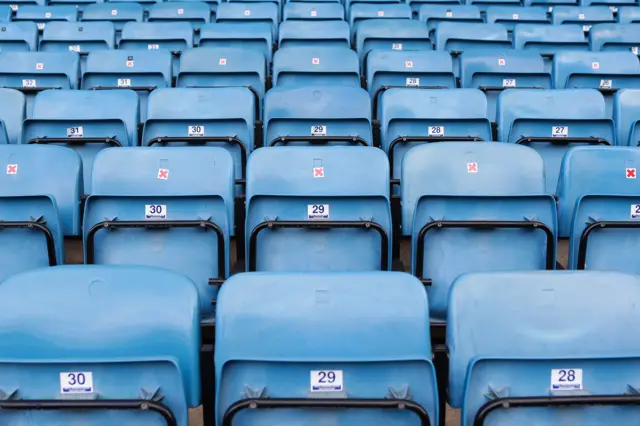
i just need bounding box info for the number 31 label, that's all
[551,368,582,390]
[60,372,93,394]
[310,370,343,392]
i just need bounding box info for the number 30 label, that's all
[145,204,167,219]
[310,370,343,392]
[60,372,93,394]
[551,368,582,390]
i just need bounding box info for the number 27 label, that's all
[551,368,582,390]
[310,370,343,392]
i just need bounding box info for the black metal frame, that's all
[414,220,555,286]
[0,220,57,266]
[0,399,177,426]
[268,136,368,147]
[89,86,158,92]
[85,219,226,284]
[516,136,611,146]
[28,137,122,147]
[577,220,640,269]
[10,87,61,94]
[247,220,389,271]
[147,136,247,185]
[478,86,544,92]
[473,394,640,426]
[222,398,432,426]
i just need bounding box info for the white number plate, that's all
[37,23,45,30]
[503,78,516,88]
[552,126,568,138]
[148,44,159,50]
[22,79,36,88]
[67,126,83,138]
[406,77,420,87]
[600,79,612,89]
[392,43,402,50]
[631,204,640,219]
[551,368,583,390]
[311,125,326,136]
[145,204,167,219]
[60,372,93,394]
[428,125,445,136]
[308,204,329,219]
[310,370,343,392]
[188,125,204,137]
[582,24,592,32]
[117,78,131,88]
[68,45,80,52]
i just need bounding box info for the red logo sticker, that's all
[467,162,478,173]
[6,164,17,175]
[219,58,227,65]
[313,167,324,178]
[158,168,169,180]
[405,60,413,68]
[627,168,636,179]
[36,63,43,70]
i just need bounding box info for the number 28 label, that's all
[551,368,582,390]
[429,126,444,137]
[60,372,93,394]
[310,370,343,392]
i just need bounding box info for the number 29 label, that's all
[308,204,329,220]
[551,368,582,390]
[310,370,343,392]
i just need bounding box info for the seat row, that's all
[1,265,639,425]
[2,143,639,321]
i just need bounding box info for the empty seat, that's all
[468,0,522,13]
[349,4,412,36]
[0,145,81,280]
[273,46,360,88]
[552,6,615,32]
[0,88,25,144]
[0,22,38,51]
[355,19,431,63]
[83,148,233,318]
[81,2,144,36]
[216,271,438,425]
[617,6,640,23]
[402,143,557,321]
[148,1,211,28]
[215,2,278,40]
[366,50,456,105]
[583,0,635,9]
[448,270,640,423]
[553,51,640,115]
[409,0,460,14]
[514,24,589,70]
[22,90,139,191]
[82,50,171,122]
[14,5,78,32]
[613,88,640,147]
[497,89,614,198]
[264,86,373,147]
[46,0,100,13]
[245,147,392,271]
[142,87,255,192]
[485,6,550,33]
[419,5,484,34]
[0,265,200,425]
[459,50,551,122]
[119,21,193,51]
[590,23,640,53]
[0,5,10,21]
[557,146,640,272]
[283,2,344,20]
[380,89,492,192]
[279,20,350,48]
[523,0,579,10]
[199,22,273,65]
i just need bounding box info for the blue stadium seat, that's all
[447,270,640,423]
[82,49,172,122]
[553,51,640,115]
[22,90,139,192]
[460,50,551,122]
[467,0,522,13]
[245,147,392,271]
[14,5,78,32]
[199,22,273,65]
[283,2,344,20]
[148,1,211,28]
[614,89,640,146]
[523,0,579,10]
[409,0,461,15]
[402,143,557,321]
[177,47,265,118]
[216,271,439,426]
[0,145,80,280]
[497,89,614,198]
[380,89,492,193]
[46,0,101,14]
[589,23,640,53]
[0,5,10,21]
[583,0,635,9]
[0,265,201,426]
[105,0,158,14]
[83,148,233,318]
[514,24,589,70]
[0,88,25,144]
[142,87,255,192]
[551,6,615,32]
[558,146,640,272]
[348,4,412,37]
[617,6,640,23]
[215,2,278,40]
[418,5,484,35]
[273,46,360,88]
[81,2,144,38]
[0,22,39,51]
[278,20,350,48]
[0,51,80,118]
[485,6,550,33]
[169,0,219,17]
[264,86,373,147]
[355,19,431,64]
[366,50,456,105]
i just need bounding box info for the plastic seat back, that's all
[617,6,640,23]
[514,24,589,70]
[83,148,233,318]
[14,5,78,32]
[614,89,640,147]
[273,46,360,88]
[148,1,211,29]
[356,19,432,64]
[283,2,344,20]
[81,2,144,36]
[279,20,350,48]
[216,271,439,426]
[0,88,25,144]
[448,270,640,425]
[348,3,412,36]
[0,265,201,426]
[485,6,550,33]
[0,4,11,20]
[589,23,640,53]
[552,5,615,34]
[215,2,278,40]
[419,5,484,34]
[39,21,115,53]
[0,21,38,51]
[245,148,392,271]
[199,22,273,64]
[22,89,139,192]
